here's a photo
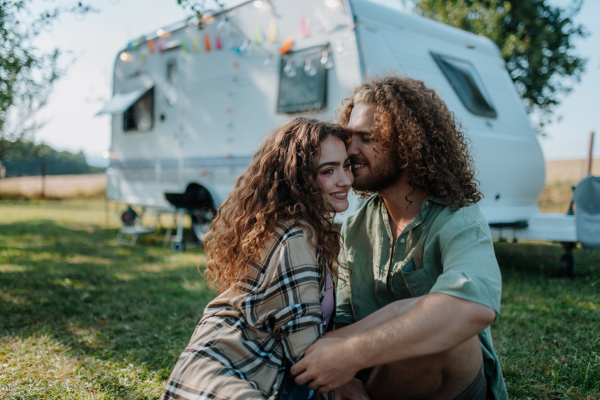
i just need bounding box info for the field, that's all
[0,174,106,200]
[1,162,599,399]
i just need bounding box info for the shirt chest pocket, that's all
[389,252,434,298]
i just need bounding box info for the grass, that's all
[493,242,600,399]
[0,200,215,399]
[538,183,575,214]
[1,198,599,399]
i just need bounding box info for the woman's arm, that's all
[265,233,325,363]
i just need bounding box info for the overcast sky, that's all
[28,0,600,165]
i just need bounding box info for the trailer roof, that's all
[348,0,502,59]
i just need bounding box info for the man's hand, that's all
[333,378,371,400]
[290,337,361,393]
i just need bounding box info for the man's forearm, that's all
[329,296,423,338]
[339,293,496,371]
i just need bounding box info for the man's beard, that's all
[351,151,401,193]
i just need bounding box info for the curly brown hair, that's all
[338,75,482,208]
[204,117,350,293]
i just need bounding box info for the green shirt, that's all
[336,195,507,400]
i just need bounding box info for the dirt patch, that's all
[0,174,106,199]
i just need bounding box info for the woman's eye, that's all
[321,168,334,175]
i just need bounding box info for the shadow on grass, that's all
[0,219,215,396]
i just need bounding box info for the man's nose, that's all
[347,135,359,156]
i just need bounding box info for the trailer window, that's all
[165,59,178,106]
[431,53,497,118]
[123,88,154,132]
[277,45,328,113]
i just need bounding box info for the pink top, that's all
[321,269,335,326]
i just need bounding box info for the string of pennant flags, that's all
[121,8,347,73]
[132,15,306,57]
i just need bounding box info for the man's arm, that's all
[291,293,496,393]
[328,296,423,338]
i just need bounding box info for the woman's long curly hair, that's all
[204,117,350,293]
[338,75,482,208]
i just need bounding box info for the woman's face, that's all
[315,135,354,213]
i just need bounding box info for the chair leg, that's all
[558,242,576,278]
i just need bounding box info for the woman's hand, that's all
[290,337,361,393]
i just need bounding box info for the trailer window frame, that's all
[431,52,497,119]
[123,87,155,132]
[277,44,329,114]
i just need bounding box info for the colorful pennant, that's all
[204,33,212,52]
[300,14,310,38]
[147,39,155,53]
[216,33,223,50]
[280,38,294,54]
[181,38,190,54]
[268,18,278,43]
[253,25,264,45]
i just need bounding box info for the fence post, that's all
[41,157,47,198]
[586,131,595,176]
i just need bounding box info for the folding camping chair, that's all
[559,174,600,277]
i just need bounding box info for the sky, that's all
[28,0,600,166]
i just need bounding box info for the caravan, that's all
[99,0,581,263]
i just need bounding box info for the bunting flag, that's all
[147,38,155,53]
[253,26,264,45]
[193,36,201,53]
[280,38,294,54]
[235,40,249,55]
[216,33,223,50]
[181,38,190,54]
[268,18,278,43]
[157,37,164,53]
[139,50,147,64]
[300,14,310,38]
[204,33,212,52]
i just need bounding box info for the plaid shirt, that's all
[162,221,329,400]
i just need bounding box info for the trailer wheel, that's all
[171,241,185,254]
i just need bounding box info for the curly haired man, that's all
[292,76,508,400]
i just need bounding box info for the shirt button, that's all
[400,238,406,244]
[425,201,430,206]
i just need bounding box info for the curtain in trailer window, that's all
[123,88,154,132]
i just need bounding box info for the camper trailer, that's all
[99,0,585,266]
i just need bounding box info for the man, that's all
[291,76,507,400]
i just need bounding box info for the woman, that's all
[161,117,353,400]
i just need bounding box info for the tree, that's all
[0,1,94,160]
[1,139,104,177]
[175,0,227,30]
[413,0,587,128]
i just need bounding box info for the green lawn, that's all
[1,200,599,399]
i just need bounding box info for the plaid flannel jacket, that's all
[161,221,328,400]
